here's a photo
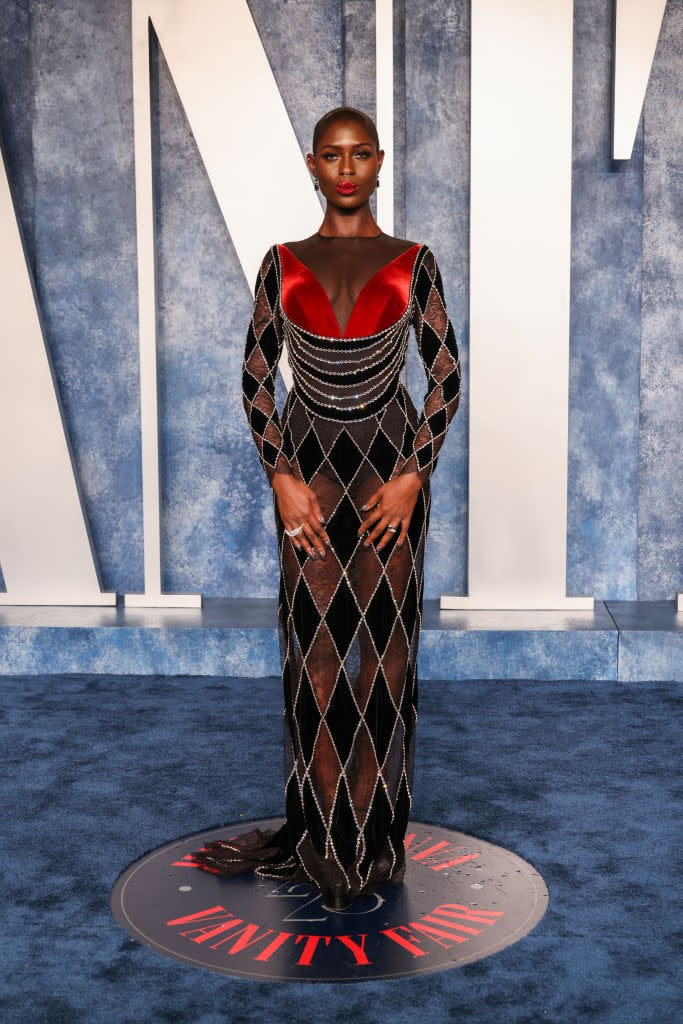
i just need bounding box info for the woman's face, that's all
[307,117,384,207]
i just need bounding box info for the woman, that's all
[191,106,461,912]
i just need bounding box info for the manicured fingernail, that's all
[310,550,317,559]
[325,540,331,548]
[360,503,367,511]
[319,515,326,524]
[318,548,325,558]
[363,540,370,548]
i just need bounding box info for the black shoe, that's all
[321,885,356,912]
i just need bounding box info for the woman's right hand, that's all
[272,473,330,559]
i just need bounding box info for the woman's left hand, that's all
[357,471,423,551]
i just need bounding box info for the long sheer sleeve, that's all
[241,245,294,487]
[398,246,462,484]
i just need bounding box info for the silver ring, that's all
[386,525,398,533]
[285,523,305,537]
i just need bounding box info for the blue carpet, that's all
[1,673,680,1023]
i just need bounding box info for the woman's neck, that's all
[316,230,383,239]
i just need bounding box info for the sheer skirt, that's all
[192,383,430,908]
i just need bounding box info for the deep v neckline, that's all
[278,242,420,338]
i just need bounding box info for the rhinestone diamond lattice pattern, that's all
[191,240,461,910]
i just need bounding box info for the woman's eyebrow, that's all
[319,142,372,150]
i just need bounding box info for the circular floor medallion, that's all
[111,818,548,982]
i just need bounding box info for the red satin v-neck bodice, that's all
[278,242,420,338]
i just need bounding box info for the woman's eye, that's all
[322,151,371,159]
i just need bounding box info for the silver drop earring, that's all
[376,177,380,187]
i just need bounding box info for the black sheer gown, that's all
[190,232,461,910]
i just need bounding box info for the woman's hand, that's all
[272,473,330,559]
[357,471,423,551]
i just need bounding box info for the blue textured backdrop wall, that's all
[0,0,680,602]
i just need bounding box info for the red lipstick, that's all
[336,182,359,195]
